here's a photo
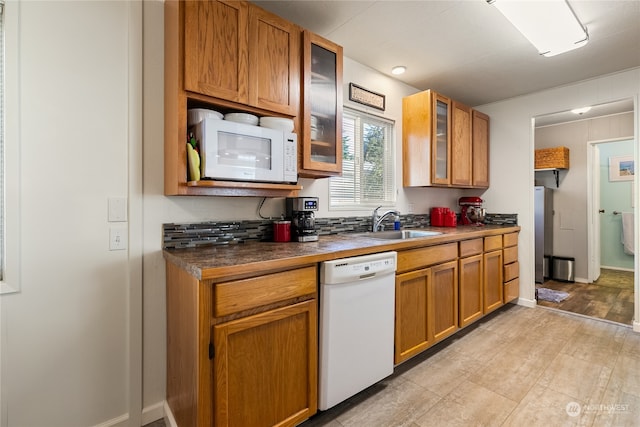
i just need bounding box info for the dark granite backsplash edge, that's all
[163,213,517,249]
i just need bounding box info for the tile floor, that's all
[536,269,634,325]
[148,304,640,427]
[301,304,640,427]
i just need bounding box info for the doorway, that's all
[533,100,636,326]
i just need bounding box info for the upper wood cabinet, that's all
[299,31,343,177]
[183,0,300,116]
[165,0,303,197]
[472,110,490,188]
[402,90,489,189]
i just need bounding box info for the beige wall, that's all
[535,112,634,281]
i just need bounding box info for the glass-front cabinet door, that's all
[431,93,451,185]
[300,31,343,177]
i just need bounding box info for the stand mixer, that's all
[459,197,485,226]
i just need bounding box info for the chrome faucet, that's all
[372,206,399,232]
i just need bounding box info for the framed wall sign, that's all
[609,155,635,182]
[348,83,385,111]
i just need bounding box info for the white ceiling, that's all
[256,0,640,124]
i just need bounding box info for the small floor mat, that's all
[537,288,570,303]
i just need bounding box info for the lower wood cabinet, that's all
[431,260,459,342]
[459,253,483,327]
[395,268,432,364]
[166,261,318,427]
[213,300,317,427]
[483,250,504,314]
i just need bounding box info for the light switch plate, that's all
[109,226,128,251]
[108,198,127,222]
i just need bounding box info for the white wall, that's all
[535,112,634,280]
[476,68,639,328]
[2,1,142,426]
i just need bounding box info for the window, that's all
[329,108,395,209]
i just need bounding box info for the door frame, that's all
[587,137,633,283]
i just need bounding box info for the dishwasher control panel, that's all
[321,251,397,284]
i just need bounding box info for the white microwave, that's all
[194,118,298,184]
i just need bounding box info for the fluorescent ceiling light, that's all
[487,0,589,57]
[571,106,591,115]
[391,66,406,75]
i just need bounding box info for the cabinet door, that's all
[431,93,451,185]
[483,250,504,314]
[451,101,472,187]
[395,268,432,364]
[472,110,490,188]
[184,0,249,103]
[248,5,300,116]
[300,31,343,176]
[213,300,317,427]
[459,254,483,328]
[431,261,459,342]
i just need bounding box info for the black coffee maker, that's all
[286,197,319,242]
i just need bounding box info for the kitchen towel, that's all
[621,212,634,255]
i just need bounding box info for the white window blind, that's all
[330,108,395,209]
[0,1,5,281]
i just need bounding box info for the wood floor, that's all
[301,304,640,427]
[536,269,634,325]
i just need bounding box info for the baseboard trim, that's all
[142,401,165,425]
[600,265,635,272]
[516,297,536,308]
[164,401,178,427]
[92,413,129,427]
[633,320,640,333]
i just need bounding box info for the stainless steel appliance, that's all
[286,197,319,242]
[459,196,485,225]
[319,251,397,410]
[194,117,298,183]
[534,186,554,283]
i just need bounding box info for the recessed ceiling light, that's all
[391,66,406,75]
[571,106,591,115]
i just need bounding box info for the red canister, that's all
[273,220,291,242]
[430,207,444,226]
[444,211,457,227]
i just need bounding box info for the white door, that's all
[588,142,602,282]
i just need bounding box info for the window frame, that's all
[329,107,396,210]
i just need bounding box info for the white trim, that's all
[142,401,165,425]
[91,413,129,427]
[516,297,537,308]
[164,401,179,427]
[600,265,635,273]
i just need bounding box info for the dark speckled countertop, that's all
[163,225,520,281]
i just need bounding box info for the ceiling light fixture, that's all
[391,66,406,75]
[571,106,591,115]
[487,0,588,57]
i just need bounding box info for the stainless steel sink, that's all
[354,230,443,240]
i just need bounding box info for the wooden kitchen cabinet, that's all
[503,231,520,303]
[184,0,300,116]
[459,238,484,328]
[166,261,318,427]
[451,101,473,187]
[403,90,489,188]
[213,300,317,427]
[394,243,458,364]
[483,235,504,314]
[299,30,343,177]
[472,110,490,187]
[431,260,459,343]
[165,0,302,197]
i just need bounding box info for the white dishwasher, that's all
[319,251,397,410]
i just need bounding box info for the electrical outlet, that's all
[109,226,128,251]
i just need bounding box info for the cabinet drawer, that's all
[504,278,519,303]
[503,246,518,265]
[459,238,483,257]
[397,243,458,273]
[504,261,519,282]
[503,232,519,248]
[484,235,503,252]
[214,266,317,317]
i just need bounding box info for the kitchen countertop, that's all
[163,224,520,281]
